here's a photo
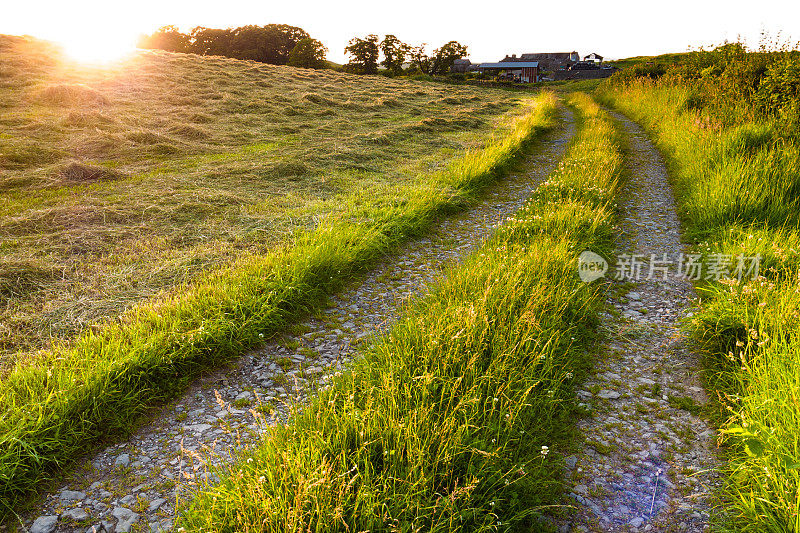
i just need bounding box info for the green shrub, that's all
[755,54,800,126]
[610,43,800,132]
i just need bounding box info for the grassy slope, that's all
[606,53,692,69]
[598,80,800,531]
[0,35,564,516]
[178,93,623,532]
[0,34,523,363]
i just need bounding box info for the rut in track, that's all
[557,111,720,532]
[22,108,576,533]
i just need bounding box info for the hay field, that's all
[0,35,522,365]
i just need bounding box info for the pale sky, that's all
[2,0,799,64]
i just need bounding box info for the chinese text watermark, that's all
[578,252,761,282]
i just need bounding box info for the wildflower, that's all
[541,445,549,456]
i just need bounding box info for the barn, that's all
[477,61,539,83]
[507,52,580,71]
[451,58,472,73]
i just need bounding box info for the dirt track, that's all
[22,109,577,533]
[555,110,720,532]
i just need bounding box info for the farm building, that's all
[450,58,472,73]
[477,61,540,83]
[552,63,617,80]
[584,52,604,63]
[502,52,580,71]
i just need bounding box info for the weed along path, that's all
[559,112,720,532]
[22,109,576,533]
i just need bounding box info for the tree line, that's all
[345,35,467,76]
[138,25,328,69]
[138,26,468,76]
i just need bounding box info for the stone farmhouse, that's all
[502,51,581,72]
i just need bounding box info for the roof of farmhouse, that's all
[479,62,540,68]
[519,52,578,60]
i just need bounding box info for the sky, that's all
[2,0,799,64]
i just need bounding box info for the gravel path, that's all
[20,108,575,533]
[558,111,720,532]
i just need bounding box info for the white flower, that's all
[540,445,549,456]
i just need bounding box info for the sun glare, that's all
[59,33,136,64]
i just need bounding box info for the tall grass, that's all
[177,93,623,532]
[0,93,559,518]
[599,65,800,531]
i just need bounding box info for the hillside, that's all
[0,34,523,367]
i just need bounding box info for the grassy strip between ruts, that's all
[0,93,560,518]
[177,92,622,532]
[598,81,800,531]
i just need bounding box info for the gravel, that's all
[555,111,720,532]
[112,507,139,533]
[61,508,89,521]
[58,490,86,502]
[30,516,58,533]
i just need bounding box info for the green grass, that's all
[176,93,623,532]
[598,62,800,531]
[0,47,562,515]
[0,34,526,364]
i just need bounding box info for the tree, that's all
[431,41,468,75]
[288,38,328,69]
[189,26,233,57]
[410,41,469,75]
[230,25,268,61]
[260,24,311,64]
[137,26,190,53]
[345,35,380,74]
[409,43,433,75]
[380,35,409,75]
[138,22,324,67]
[172,24,313,65]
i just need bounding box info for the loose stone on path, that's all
[556,111,720,532]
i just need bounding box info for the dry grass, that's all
[32,83,109,106]
[0,34,525,366]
